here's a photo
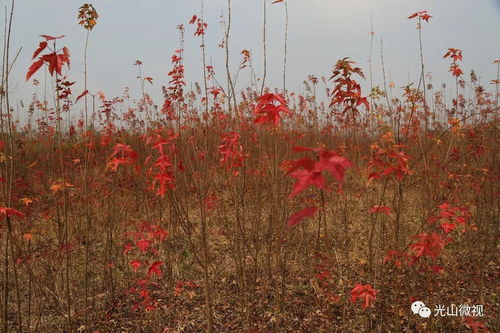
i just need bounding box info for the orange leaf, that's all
[20,197,33,206]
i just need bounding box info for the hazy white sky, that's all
[7,0,500,109]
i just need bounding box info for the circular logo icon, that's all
[418,306,431,318]
[411,301,426,314]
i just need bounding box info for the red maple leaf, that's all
[449,64,463,77]
[136,239,150,253]
[123,243,134,255]
[148,261,163,278]
[154,229,169,242]
[316,151,352,183]
[107,144,138,171]
[287,206,318,228]
[409,232,448,260]
[440,222,456,233]
[130,260,141,272]
[32,41,47,60]
[421,13,432,22]
[40,34,65,40]
[287,149,352,197]
[62,47,70,68]
[443,48,463,62]
[26,35,70,81]
[350,284,377,309]
[26,60,44,81]
[369,206,391,216]
[430,266,443,274]
[107,158,129,172]
[40,53,62,76]
[463,316,489,333]
[253,93,291,126]
[0,207,25,219]
[75,90,89,103]
[152,172,175,197]
[408,11,432,22]
[288,166,326,198]
[384,250,409,268]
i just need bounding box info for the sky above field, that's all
[7,0,500,112]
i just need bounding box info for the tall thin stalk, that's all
[1,2,15,331]
[199,3,214,331]
[380,39,391,115]
[260,0,267,95]
[50,36,72,331]
[224,0,238,117]
[283,1,288,95]
[368,13,374,112]
[495,61,499,109]
[81,19,92,332]
[417,17,428,131]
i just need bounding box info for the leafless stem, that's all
[260,0,267,95]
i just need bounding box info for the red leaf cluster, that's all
[218,132,245,173]
[287,147,352,198]
[435,202,470,233]
[443,48,464,77]
[253,93,291,127]
[189,15,207,36]
[107,144,138,172]
[369,205,391,216]
[78,4,99,31]
[174,280,197,296]
[240,49,251,69]
[383,250,409,268]
[329,58,369,122]
[162,47,185,118]
[0,207,25,219]
[26,36,70,81]
[367,139,412,182]
[409,232,449,261]
[147,261,163,278]
[145,131,179,197]
[408,10,432,26]
[350,284,377,309]
[463,316,489,333]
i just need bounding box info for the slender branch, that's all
[260,0,267,95]
[283,2,288,95]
